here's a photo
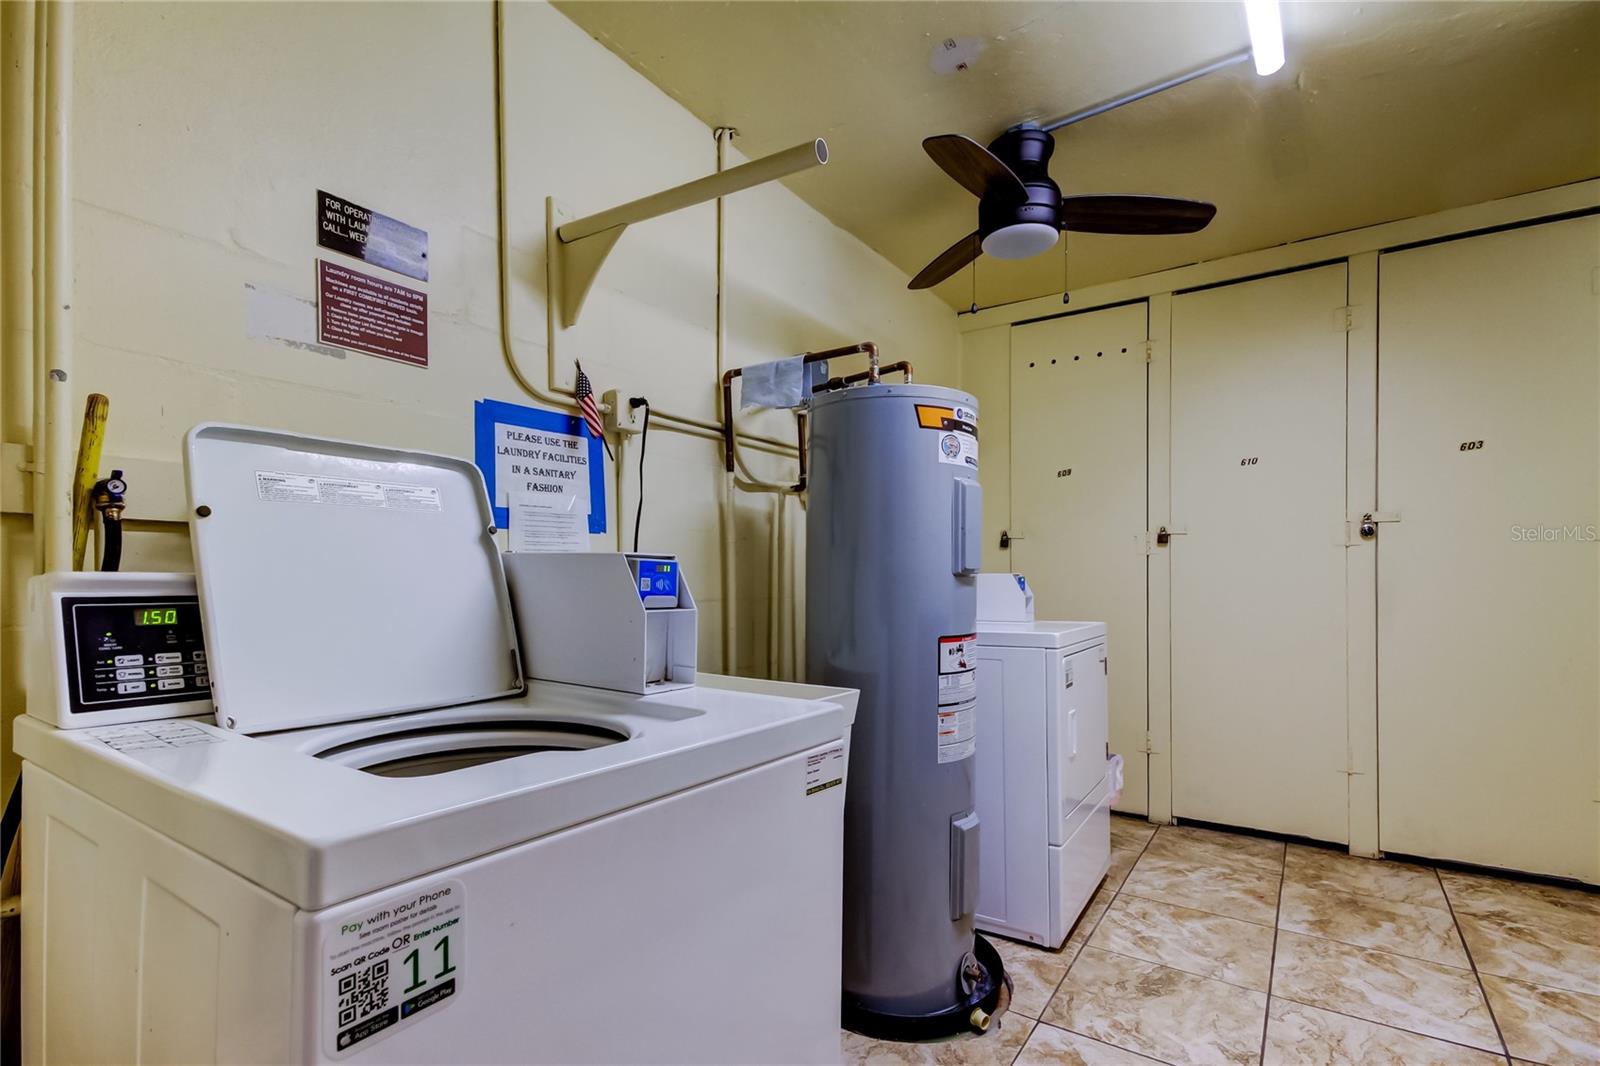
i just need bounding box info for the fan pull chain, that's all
[969,251,978,315]
[1061,228,1071,305]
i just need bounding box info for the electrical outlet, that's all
[602,389,644,435]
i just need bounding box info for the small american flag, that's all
[574,361,605,439]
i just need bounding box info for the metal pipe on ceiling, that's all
[1038,47,1253,133]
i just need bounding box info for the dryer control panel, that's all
[28,572,214,729]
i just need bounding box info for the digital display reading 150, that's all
[135,607,179,626]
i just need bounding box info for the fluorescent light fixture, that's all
[982,223,1059,261]
[1243,0,1284,76]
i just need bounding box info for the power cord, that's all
[630,397,650,551]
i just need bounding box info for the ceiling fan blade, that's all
[908,231,982,290]
[1059,195,1217,235]
[923,135,1028,203]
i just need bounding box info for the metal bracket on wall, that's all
[545,139,827,331]
[546,197,624,332]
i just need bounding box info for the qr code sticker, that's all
[337,959,390,1026]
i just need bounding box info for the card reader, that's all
[630,555,680,608]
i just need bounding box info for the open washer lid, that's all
[184,424,523,734]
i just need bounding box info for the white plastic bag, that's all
[740,354,807,409]
[1106,752,1125,808]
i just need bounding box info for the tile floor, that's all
[841,815,1600,1066]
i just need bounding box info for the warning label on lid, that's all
[255,470,442,512]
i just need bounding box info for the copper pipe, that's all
[795,411,808,493]
[721,341,880,473]
[720,367,739,473]
[814,360,913,393]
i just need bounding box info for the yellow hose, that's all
[70,393,109,571]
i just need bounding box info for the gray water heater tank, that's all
[805,382,1003,1037]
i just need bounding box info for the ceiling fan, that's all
[908,123,1217,290]
[907,3,1287,291]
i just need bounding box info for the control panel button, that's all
[191,676,210,688]
[117,681,148,695]
[154,652,183,664]
[157,678,185,691]
[115,667,144,681]
[155,665,183,678]
[114,654,145,667]
[192,651,206,663]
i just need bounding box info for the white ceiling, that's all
[555,1,1600,311]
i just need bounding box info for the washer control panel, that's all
[28,572,214,729]
[63,596,210,712]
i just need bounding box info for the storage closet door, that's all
[1377,217,1599,881]
[1010,303,1150,814]
[1170,264,1352,842]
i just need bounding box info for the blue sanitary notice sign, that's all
[474,399,606,534]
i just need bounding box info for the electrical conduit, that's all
[491,1,794,456]
[30,0,74,574]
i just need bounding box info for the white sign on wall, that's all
[491,423,590,513]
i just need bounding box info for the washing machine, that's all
[17,424,856,1065]
[972,574,1110,948]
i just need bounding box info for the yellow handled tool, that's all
[69,394,109,571]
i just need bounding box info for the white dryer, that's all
[972,574,1111,948]
[18,425,856,1065]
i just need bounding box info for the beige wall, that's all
[0,1,960,795]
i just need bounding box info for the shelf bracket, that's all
[547,138,827,330]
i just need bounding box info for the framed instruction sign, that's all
[317,260,428,367]
[474,398,606,535]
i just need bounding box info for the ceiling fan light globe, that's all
[981,223,1059,261]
